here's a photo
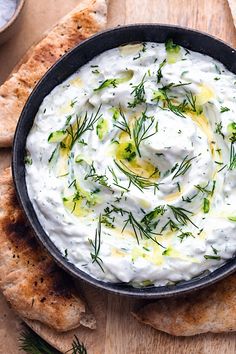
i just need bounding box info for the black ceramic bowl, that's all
[13,24,236,298]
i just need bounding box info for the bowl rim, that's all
[12,23,236,298]
[0,0,25,34]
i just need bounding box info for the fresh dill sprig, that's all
[108,166,119,184]
[89,215,104,272]
[157,59,166,83]
[114,160,159,192]
[85,163,110,188]
[211,245,219,254]
[195,180,216,196]
[177,231,195,243]
[157,86,188,118]
[181,193,198,203]
[19,328,60,354]
[128,74,146,108]
[215,121,225,139]
[185,91,197,112]
[162,82,191,90]
[172,155,196,179]
[108,166,130,191]
[133,42,147,60]
[101,214,115,228]
[66,105,102,149]
[160,219,180,233]
[113,108,131,137]
[133,109,158,157]
[65,115,73,126]
[153,83,199,118]
[204,254,221,261]
[220,106,230,113]
[68,336,88,354]
[168,204,198,228]
[19,328,87,354]
[176,182,181,192]
[70,98,77,108]
[122,212,164,247]
[214,64,221,75]
[141,205,166,232]
[114,108,158,157]
[48,146,59,164]
[105,205,164,247]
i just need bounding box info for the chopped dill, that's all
[172,155,196,179]
[122,212,164,246]
[157,59,166,83]
[133,109,158,157]
[104,205,164,247]
[66,105,102,150]
[64,249,68,258]
[128,74,146,108]
[101,214,115,228]
[85,163,110,188]
[211,245,218,254]
[215,122,224,138]
[70,98,77,107]
[114,160,159,193]
[114,108,131,138]
[177,231,195,243]
[161,219,180,233]
[156,85,188,118]
[185,91,198,112]
[133,42,147,60]
[89,215,104,272]
[168,204,198,228]
[214,64,221,74]
[204,254,221,260]
[141,205,166,232]
[220,106,230,113]
[195,180,216,196]
[181,193,198,203]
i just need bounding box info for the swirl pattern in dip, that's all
[25,41,236,286]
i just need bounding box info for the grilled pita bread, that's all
[0,168,96,332]
[0,0,108,147]
[133,274,236,336]
[25,282,108,353]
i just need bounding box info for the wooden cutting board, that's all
[1,0,236,353]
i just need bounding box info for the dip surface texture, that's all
[26,41,236,286]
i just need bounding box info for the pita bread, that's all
[24,282,108,353]
[0,168,96,332]
[133,273,236,336]
[0,0,108,147]
[228,0,236,28]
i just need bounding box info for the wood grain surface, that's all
[1,0,236,353]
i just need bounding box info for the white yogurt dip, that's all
[0,0,17,29]
[25,41,236,287]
